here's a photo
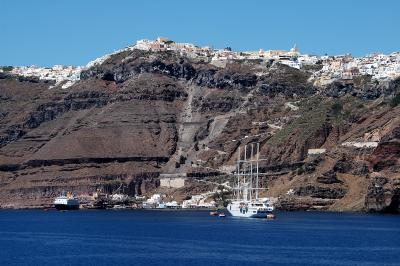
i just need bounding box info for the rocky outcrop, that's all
[368,127,400,172]
[192,93,241,113]
[259,64,315,97]
[365,176,400,213]
[277,197,336,211]
[294,185,346,199]
[317,170,343,184]
[325,77,400,100]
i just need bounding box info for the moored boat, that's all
[54,192,80,210]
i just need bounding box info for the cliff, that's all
[0,49,399,212]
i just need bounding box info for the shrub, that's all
[1,66,13,72]
[331,101,343,116]
[390,94,400,107]
[296,167,305,175]
[179,155,186,164]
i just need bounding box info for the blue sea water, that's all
[0,210,399,266]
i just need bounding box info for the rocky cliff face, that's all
[0,49,399,212]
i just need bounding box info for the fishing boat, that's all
[227,143,274,218]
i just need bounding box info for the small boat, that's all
[209,211,219,216]
[218,212,226,218]
[112,205,127,209]
[266,213,275,220]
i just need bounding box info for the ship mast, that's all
[243,144,247,201]
[233,142,263,202]
[256,143,260,200]
[235,146,241,200]
[250,143,253,201]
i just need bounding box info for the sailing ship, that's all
[227,143,274,218]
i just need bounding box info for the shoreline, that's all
[0,206,397,215]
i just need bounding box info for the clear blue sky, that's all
[2,0,399,66]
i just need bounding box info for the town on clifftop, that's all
[1,37,400,89]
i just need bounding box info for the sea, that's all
[0,210,399,266]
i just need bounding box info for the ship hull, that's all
[54,204,79,210]
[227,201,273,218]
[227,208,270,218]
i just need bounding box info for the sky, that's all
[1,0,399,66]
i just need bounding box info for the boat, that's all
[112,204,128,210]
[227,143,274,218]
[209,211,219,216]
[227,199,273,218]
[218,212,226,218]
[53,192,80,210]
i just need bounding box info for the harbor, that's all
[46,187,228,211]
[44,143,278,219]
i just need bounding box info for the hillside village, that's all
[1,37,400,88]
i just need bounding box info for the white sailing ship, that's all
[227,143,274,218]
